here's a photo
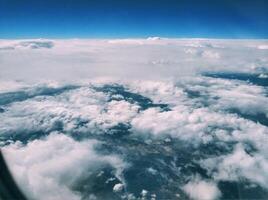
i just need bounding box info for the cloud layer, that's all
[0,39,268,199]
[0,38,268,82]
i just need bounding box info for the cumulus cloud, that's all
[201,50,220,59]
[1,38,268,199]
[113,183,124,193]
[200,143,268,190]
[213,84,268,115]
[0,85,138,140]
[1,77,268,199]
[176,76,268,120]
[2,133,127,200]
[182,176,221,200]
[184,48,220,59]
[131,105,263,144]
[1,77,267,146]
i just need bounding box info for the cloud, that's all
[184,48,220,59]
[146,37,161,41]
[200,144,268,190]
[2,133,127,200]
[213,84,268,116]
[182,176,221,200]
[17,41,54,49]
[128,78,267,143]
[201,50,220,59]
[1,38,268,198]
[107,39,144,45]
[0,80,28,93]
[1,77,268,199]
[0,46,15,50]
[259,73,268,78]
[257,45,268,50]
[113,183,124,192]
[0,40,54,50]
[0,83,141,142]
[1,77,267,146]
[0,38,267,81]
[176,76,268,122]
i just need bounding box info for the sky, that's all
[0,0,268,39]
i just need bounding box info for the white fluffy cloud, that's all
[1,38,268,199]
[0,84,141,139]
[200,144,268,190]
[2,133,127,200]
[257,45,268,50]
[182,176,221,200]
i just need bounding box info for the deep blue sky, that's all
[0,0,268,39]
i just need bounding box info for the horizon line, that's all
[1,37,268,40]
